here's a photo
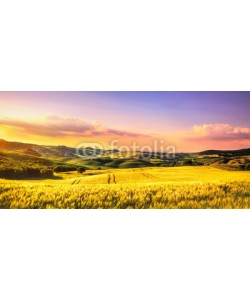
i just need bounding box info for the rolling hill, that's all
[0,139,250,174]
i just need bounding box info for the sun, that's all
[0,127,23,142]
[0,128,5,139]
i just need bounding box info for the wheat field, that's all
[0,167,250,209]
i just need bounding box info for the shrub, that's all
[183,159,193,166]
[238,164,250,171]
[239,165,246,171]
[77,167,86,174]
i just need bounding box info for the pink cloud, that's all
[0,115,148,138]
[164,123,250,152]
[190,123,250,140]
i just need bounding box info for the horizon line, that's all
[1,137,249,154]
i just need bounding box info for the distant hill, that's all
[198,148,250,156]
[1,138,250,158]
[0,139,35,151]
[0,139,76,157]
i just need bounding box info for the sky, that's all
[0,91,250,152]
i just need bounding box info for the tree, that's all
[77,167,86,174]
[183,159,193,166]
[239,165,246,171]
[54,165,77,173]
[245,163,250,171]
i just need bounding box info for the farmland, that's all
[0,166,250,209]
[0,139,250,209]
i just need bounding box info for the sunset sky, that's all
[0,91,250,152]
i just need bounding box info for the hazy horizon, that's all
[1,91,250,152]
[1,137,250,154]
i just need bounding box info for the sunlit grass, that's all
[0,167,250,209]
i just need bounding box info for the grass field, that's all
[0,166,250,209]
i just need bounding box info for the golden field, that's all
[0,166,250,209]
